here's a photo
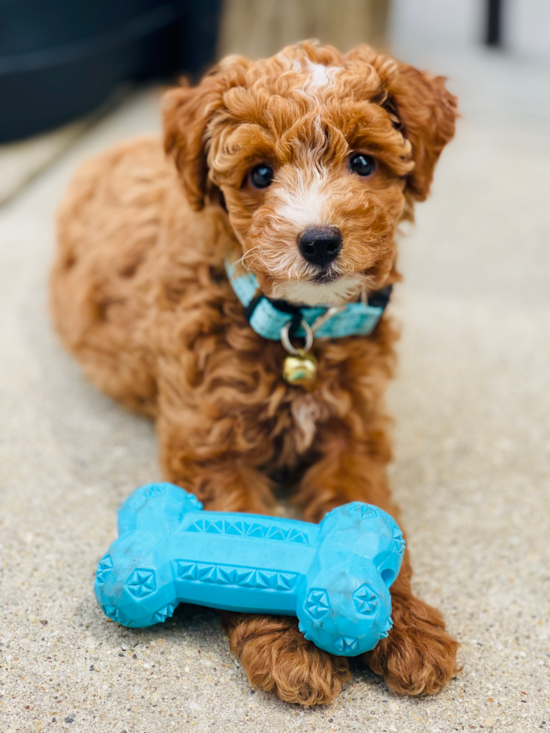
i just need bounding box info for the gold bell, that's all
[283,349,318,389]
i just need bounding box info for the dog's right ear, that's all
[163,58,249,211]
[163,79,221,211]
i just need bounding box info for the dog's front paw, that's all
[224,613,351,706]
[363,592,459,695]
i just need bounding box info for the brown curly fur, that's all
[50,42,459,705]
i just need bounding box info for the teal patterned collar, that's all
[224,260,392,342]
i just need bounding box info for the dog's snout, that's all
[298,226,342,268]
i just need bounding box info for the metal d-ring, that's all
[280,319,314,355]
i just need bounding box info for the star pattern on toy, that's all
[305,589,331,620]
[348,503,377,519]
[96,555,113,584]
[174,560,297,591]
[102,605,129,625]
[353,584,379,615]
[186,518,307,544]
[378,615,393,640]
[392,527,406,553]
[333,636,359,653]
[145,485,165,498]
[126,568,156,598]
[152,603,176,623]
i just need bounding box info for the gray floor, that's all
[1,49,549,733]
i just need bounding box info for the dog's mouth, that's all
[312,269,341,285]
[269,271,365,307]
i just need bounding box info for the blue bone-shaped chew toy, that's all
[95,483,405,656]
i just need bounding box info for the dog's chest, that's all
[286,392,330,454]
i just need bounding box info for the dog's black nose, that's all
[298,226,343,267]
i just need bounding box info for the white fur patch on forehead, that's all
[284,55,342,93]
[303,59,341,92]
[274,170,331,230]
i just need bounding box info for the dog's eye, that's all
[250,164,274,189]
[350,153,376,177]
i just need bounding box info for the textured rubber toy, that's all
[95,483,405,656]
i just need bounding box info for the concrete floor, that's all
[1,48,549,733]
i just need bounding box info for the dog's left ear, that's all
[365,53,458,202]
[388,63,457,201]
[163,58,249,210]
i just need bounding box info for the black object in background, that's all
[486,0,504,46]
[0,0,221,143]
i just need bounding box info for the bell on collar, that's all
[283,350,318,389]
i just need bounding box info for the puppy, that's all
[51,41,459,705]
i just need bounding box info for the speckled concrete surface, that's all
[1,52,549,733]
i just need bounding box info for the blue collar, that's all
[224,260,392,342]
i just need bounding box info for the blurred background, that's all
[1,0,549,201]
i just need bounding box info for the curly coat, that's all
[51,42,459,705]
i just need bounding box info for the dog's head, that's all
[164,42,457,306]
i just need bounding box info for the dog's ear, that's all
[352,49,458,202]
[163,58,249,210]
[384,62,457,201]
[163,78,222,211]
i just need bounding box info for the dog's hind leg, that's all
[50,140,165,416]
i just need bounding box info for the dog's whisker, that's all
[238,244,265,270]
